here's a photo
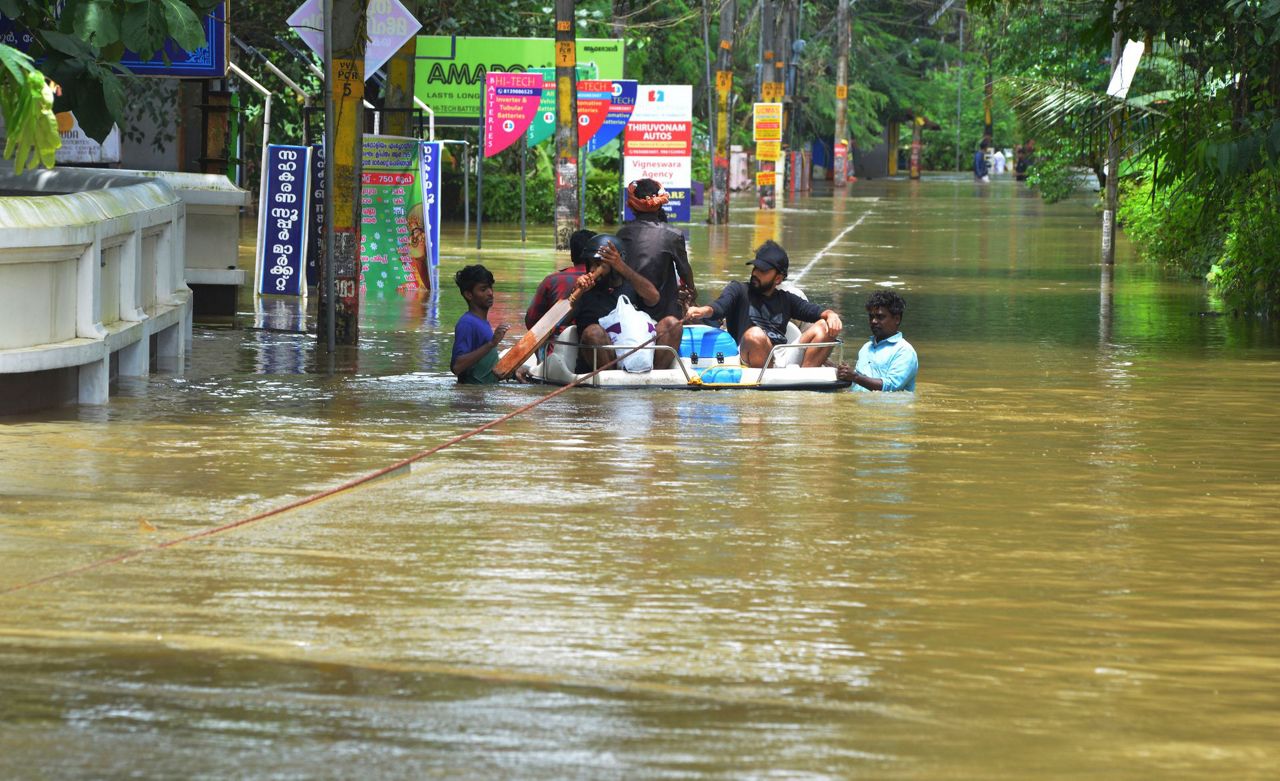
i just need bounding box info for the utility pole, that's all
[319,0,368,349]
[1102,1,1124,265]
[757,0,776,208]
[710,0,735,224]
[383,1,417,137]
[832,0,850,187]
[553,0,580,250]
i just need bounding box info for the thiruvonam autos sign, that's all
[414,36,624,125]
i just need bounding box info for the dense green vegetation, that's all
[2,0,1277,311]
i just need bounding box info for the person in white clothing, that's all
[992,148,1007,175]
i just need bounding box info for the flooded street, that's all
[3,177,1279,778]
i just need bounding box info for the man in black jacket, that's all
[683,240,843,368]
[617,179,698,321]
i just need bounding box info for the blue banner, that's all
[256,145,310,297]
[419,141,443,293]
[586,80,637,153]
[306,144,325,287]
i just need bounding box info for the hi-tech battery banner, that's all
[256,145,311,297]
[483,72,542,157]
[359,136,429,294]
[585,80,637,152]
[414,36,623,125]
[623,85,693,222]
[575,79,613,149]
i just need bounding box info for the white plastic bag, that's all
[598,294,657,372]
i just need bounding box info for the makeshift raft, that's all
[517,324,852,391]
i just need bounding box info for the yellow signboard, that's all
[753,102,782,142]
[756,170,776,187]
[756,140,781,162]
[762,81,786,102]
[836,84,848,100]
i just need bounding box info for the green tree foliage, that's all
[0,0,217,147]
[975,0,1280,311]
[0,41,58,171]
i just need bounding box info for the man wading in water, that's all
[617,179,698,321]
[837,289,918,391]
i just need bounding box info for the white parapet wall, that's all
[0,168,192,412]
[127,170,250,289]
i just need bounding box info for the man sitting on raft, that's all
[572,234,682,372]
[683,240,843,368]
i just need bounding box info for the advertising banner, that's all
[359,136,429,294]
[256,145,311,297]
[525,66,608,147]
[623,85,693,222]
[586,79,638,152]
[756,140,781,162]
[415,36,624,125]
[575,79,614,149]
[306,144,325,287]
[483,72,542,157]
[753,102,782,141]
[53,113,121,164]
[418,141,443,293]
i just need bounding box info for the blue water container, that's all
[679,325,739,364]
[700,367,744,384]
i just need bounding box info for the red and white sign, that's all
[576,79,613,148]
[623,85,692,188]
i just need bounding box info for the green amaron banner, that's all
[415,36,625,126]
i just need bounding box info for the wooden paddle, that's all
[494,264,608,379]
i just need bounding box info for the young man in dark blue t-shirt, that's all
[450,264,527,384]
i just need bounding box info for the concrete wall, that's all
[0,168,192,413]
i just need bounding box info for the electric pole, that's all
[319,0,368,349]
[832,0,850,187]
[553,0,580,250]
[710,0,735,224]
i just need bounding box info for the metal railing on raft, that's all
[756,340,845,384]
[537,337,846,387]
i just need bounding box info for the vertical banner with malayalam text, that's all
[623,85,693,222]
[360,136,428,294]
[256,144,311,297]
[418,140,443,293]
[483,72,543,158]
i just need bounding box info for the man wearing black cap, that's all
[683,240,843,368]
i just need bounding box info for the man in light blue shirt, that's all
[838,290,917,392]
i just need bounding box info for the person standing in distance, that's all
[838,289,918,391]
[617,178,698,320]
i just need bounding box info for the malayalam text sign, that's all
[415,36,624,125]
[289,0,421,78]
[360,136,428,294]
[256,145,311,297]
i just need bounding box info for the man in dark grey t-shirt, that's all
[683,241,843,368]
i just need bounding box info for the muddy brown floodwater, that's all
[2,177,1278,779]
